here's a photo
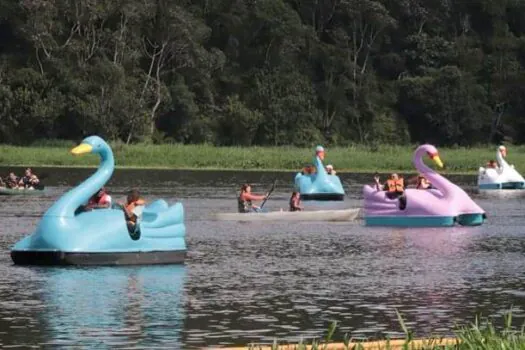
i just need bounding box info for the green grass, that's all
[1,141,524,174]
[246,310,525,349]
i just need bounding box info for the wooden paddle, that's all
[260,179,277,210]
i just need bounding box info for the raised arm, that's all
[244,193,267,201]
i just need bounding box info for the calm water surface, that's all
[0,167,524,348]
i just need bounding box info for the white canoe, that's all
[213,208,360,222]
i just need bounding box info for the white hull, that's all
[477,166,525,186]
[213,208,360,222]
[477,147,525,189]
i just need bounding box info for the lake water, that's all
[0,167,524,348]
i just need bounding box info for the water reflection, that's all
[476,189,525,200]
[36,266,186,348]
[1,169,525,348]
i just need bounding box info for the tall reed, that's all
[244,310,525,350]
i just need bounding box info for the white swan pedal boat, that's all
[478,145,525,190]
[213,208,360,222]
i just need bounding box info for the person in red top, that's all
[238,184,268,213]
[85,187,112,210]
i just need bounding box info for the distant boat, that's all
[0,187,46,196]
[294,145,345,201]
[212,208,360,222]
[478,145,525,190]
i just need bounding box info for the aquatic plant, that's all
[243,310,525,350]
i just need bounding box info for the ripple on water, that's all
[0,172,524,347]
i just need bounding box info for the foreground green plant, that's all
[245,310,525,350]
[1,142,525,174]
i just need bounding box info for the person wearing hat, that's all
[326,164,336,175]
[315,145,325,161]
[301,145,327,175]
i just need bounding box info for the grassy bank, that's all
[234,311,525,350]
[1,140,524,174]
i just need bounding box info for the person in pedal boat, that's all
[416,175,432,189]
[77,187,112,213]
[289,192,303,211]
[486,159,498,169]
[326,164,336,175]
[316,145,325,160]
[374,173,407,210]
[301,164,315,175]
[120,190,146,232]
[238,184,268,213]
[87,187,112,209]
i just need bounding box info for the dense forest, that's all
[0,0,524,146]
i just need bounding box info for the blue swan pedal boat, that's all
[10,136,186,266]
[294,146,345,201]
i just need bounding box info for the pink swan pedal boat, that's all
[363,144,486,227]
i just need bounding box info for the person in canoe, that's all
[238,184,268,213]
[374,172,407,210]
[289,191,303,211]
[121,190,146,233]
[18,168,41,189]
[6,173,19,189]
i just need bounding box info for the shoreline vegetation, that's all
[1,141,524,175]
[2,0,525,154]
[227,311,525,350]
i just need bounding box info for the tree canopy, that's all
[0,0,523,146]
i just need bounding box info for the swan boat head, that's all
[44,136,115,219]
[414,144,444,170]
[499,145,507,158]
[71,136,112,159]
